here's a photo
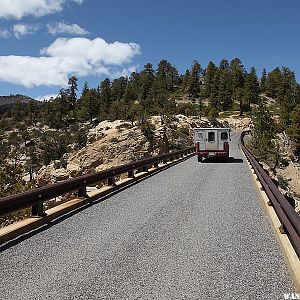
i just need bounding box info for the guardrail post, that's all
[31,202,44,217]
[78,186,87,198]
[279,224,287,234]
[128,170,135,178]
[108,177,116,186]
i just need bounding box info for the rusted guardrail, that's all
[0,147,195,218]
[240,131,300,258]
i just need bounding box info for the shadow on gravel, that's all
[202,157,243,164]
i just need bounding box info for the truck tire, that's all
[224,154,229,162]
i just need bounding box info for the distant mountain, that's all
[0,94,37,106]
[0,94,39,114]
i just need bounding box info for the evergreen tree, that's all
[188,60,201,99]
[111,76,128,102]
[230,58,245,92]
[68,76,78,109]
[218,69,232,110]
[252,103,277,165]
[204,61,217,98]
[81,81,89,98]
[139,63,155,113]
[243,67,260,110]
[81,88,100,122]
[182,69,190,93]
[210,69,221,109]
[232,87,245,116]
[156,60,179,92]
[287,104,300,157]
[265,67,282,98]
[99,78,111,116]
[260,68,267,92]
[219,59,230,71]
[124,72,140,104]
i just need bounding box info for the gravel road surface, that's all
[0,132,294,299]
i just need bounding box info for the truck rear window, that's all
[208,132,215,142]
[198,132,203,140]
[221,132,228,140]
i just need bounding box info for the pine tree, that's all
[260,68,267,92]
[81,88,100,122]
[68,76,78,109]
[265,67,282,98]
[218,69,232,110]
[252,103,277,165]
[204,61,217,98]
[230,58,245,92]
[99,78,111,116]
[139,63,155,113]
[287,104,300,157]
[156,60,179,92]
[111,76,128,102]
[210,69,221,109]
[243,67,260,109]
[188,60,201,99]
[182,69,190,93]
[219,59,230,71]
[81,81,89,98]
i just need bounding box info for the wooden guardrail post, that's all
[31,202,44,217]
[108,177,116,186]
[128,170,135,178]
[78,186,87,198]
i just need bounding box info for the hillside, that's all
[0,94,36,106]
[0,94,38,114]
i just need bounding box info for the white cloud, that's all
[110,65,138,79]
[0,0,83,19]
[47,21,88,36]
[0,27,10,38]
[41,37,141,65]
[36,93,58,101]
[13,23,39,39]
[0,37,141,88]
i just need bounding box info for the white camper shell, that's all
[193,127,230,162]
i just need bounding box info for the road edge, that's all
[241,149,300,293]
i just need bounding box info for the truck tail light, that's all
[224,142,229,153]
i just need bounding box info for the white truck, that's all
[193,127,230,162]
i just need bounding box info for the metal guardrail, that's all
[240,131,300,258]
[0,147,195,218]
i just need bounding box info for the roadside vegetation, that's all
[0,58,299,199]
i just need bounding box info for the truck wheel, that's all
[197,156,202,162]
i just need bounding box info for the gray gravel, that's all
[0,132,294,299]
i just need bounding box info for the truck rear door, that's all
[206,130,218,151]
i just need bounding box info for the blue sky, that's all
[0,0,299,100]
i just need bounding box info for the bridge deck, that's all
[0,133,294,299]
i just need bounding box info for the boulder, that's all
[67,163,82,177]
[52,168,69,182]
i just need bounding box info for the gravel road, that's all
[0,132,294,299]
